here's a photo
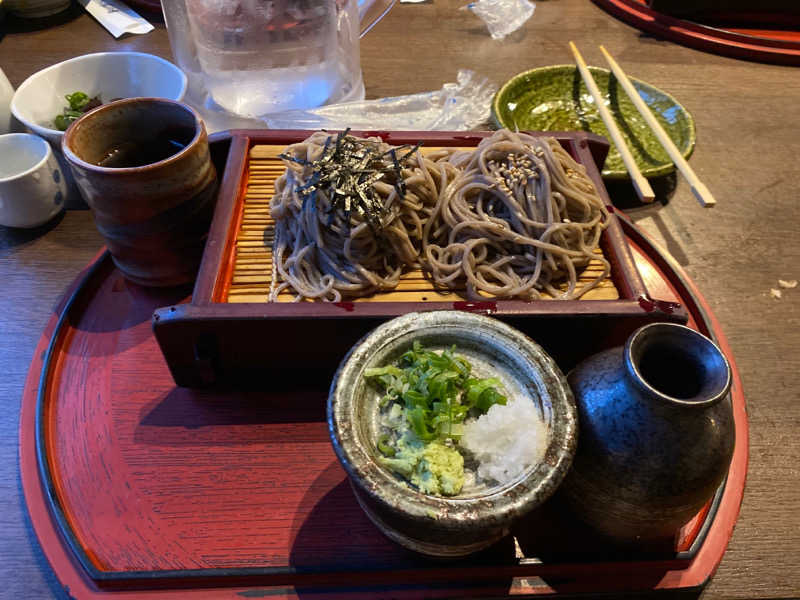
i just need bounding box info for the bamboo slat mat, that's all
[226,145,619,304]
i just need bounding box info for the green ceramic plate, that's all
[491,65,696,179]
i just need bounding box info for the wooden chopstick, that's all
[568,41,655,204]
[599,45,716,208]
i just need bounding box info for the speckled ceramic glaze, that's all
[491,65,696,179]
[561,322,734,544]
[63,98,217,287]
[328,311,578,557]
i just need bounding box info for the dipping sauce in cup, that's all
[62,98,218,287]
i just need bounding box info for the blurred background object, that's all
[5,0,71,18]
[647,0,800,20]
[0,67,14,134]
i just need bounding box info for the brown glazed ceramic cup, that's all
[62,98,218,287]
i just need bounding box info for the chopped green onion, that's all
[440,421,464,438]
[408,406,436,440]
[477,386,507,412]
[66,91,90,111]
[364,365,404,378]
[53,91,104,131]
[365,343,509,451]
[377,434,395,457]
[54,114,74,131]
[466,377,505,408]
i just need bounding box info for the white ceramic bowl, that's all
[10,52,188,145]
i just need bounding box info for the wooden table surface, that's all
[1,2,798,598]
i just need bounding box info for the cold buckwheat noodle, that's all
[422,130,610,300]
[270,131,455,301]
[269,129,609,302]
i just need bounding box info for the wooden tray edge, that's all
[593,0,800,65]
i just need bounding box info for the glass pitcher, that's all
[161,0,393,121]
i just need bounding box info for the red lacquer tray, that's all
[19,213,748,598]
[593,0,800,65]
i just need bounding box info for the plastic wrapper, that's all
[465,0,535,40]
[263,70,496,131]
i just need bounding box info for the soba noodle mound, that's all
[423,130,610,299]
[270,130,453,301]
[269,129,609,302]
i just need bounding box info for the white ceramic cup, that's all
[0,133,67,228]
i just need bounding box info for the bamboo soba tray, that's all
[153,130,689,387]
[229,144,617,303]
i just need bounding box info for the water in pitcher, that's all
[183,0,363,118]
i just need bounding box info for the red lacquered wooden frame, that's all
[18,215,748,598]
[153,130,688,388]
[593,0,800,66]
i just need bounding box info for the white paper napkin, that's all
[78,0,154,38]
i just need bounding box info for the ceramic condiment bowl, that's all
[328,311,578,557]
[0,133,67,228]
[491,65,696,179]
[11,52,187,146]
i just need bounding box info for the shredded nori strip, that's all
[279,130,422,242]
